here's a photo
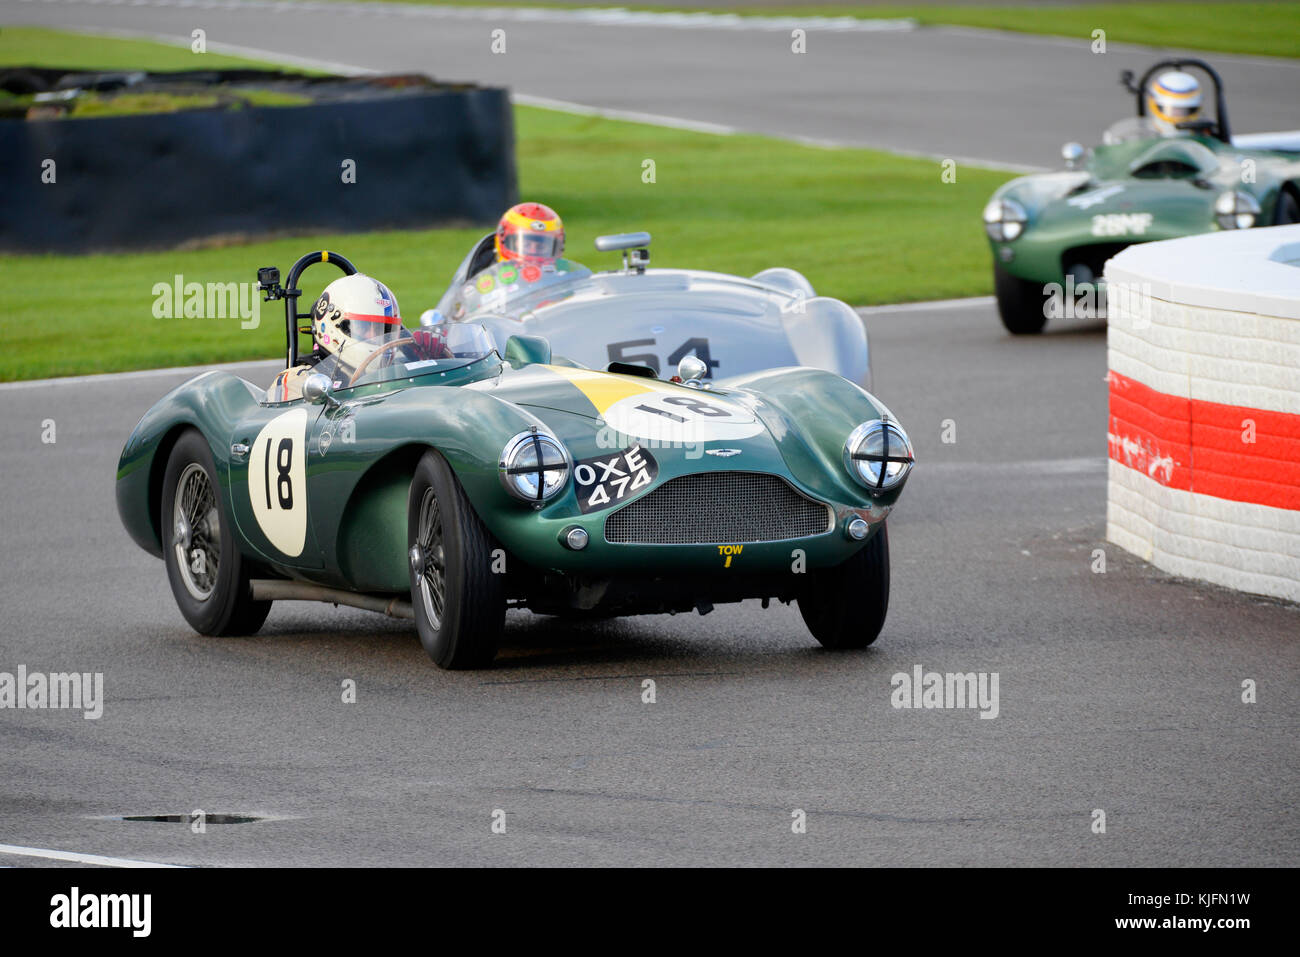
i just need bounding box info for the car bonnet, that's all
[466,364,777,457]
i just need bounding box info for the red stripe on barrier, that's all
[1108,371,1300,511]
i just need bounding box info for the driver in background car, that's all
[456,201,568,286]
[495,201,566,267]
[431,201,582,323]
[1104,71,1204,144]
[269,274,451,402]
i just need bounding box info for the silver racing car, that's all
[423,232,871,386]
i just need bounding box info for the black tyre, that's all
[407,450,506,669]
[798,521,890,649]
[1274,188,1300,225]
[161,430,271,636]
[993,263,1048,335]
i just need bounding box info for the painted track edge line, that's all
[0,359,278,390]
[0,842,186,868]
[857,296,995,315]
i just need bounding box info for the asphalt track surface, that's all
[1,300,1297,867]
[1,1,1298,868]
[4,0,1300,169]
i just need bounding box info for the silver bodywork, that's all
[427,236,871,386]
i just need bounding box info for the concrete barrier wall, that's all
[1104,225,1300,602]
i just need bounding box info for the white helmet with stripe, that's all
[310,273,403,371]
[1147,71,1202,135]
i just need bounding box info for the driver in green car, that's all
[269,273,433,401]
[1105,70,1204,144]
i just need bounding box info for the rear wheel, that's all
[797,521,890,649]
[993,263,1048,335]
[161,430,271,636]
[407,450,505,669]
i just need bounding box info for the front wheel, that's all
[161,430,271,636]
[993,263,1048,335]
[407,450,506,669]
[797,521,890,649]
[1274,189,1300,225]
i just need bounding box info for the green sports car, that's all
[982,58,1300,334]
[116,252,914,668]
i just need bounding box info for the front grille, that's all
[603,471,832,545]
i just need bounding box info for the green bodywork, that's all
[986,135,1300,286]
[116,350,903,608]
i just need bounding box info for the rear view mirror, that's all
[677,355,707,382]
[302,373,338,407]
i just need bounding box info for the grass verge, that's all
[0,26,299,72]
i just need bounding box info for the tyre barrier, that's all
[1105,225,1300,601]
[0,69,516,253]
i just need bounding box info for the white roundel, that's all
[600,391,763,445]
[247,408,309,557]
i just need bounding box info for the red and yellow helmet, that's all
[495,202,564,265]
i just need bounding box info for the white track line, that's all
[514,99,1044,172]
[69,26,377,76]
[512,93,737,136]
[857,296,995,315]
[0,358,276,390]
[17,0,917,33]
[0,842,185,868]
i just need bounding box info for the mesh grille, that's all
[604,472,832,545]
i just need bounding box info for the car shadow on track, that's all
[234,601,876,676]
[1036,317,1107,337]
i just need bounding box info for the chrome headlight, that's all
[983,197,1028,242]
[499,430,570,504]
[844,419,914,493]
[1214,190,1260,230]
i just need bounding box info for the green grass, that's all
[2,26,1012,381]
[902,2,1300,58]
[0,26,300,72]
[331,1,1300,59]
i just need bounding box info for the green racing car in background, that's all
[116,252,915,669]
[982,58,1300,334]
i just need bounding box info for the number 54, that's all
[607,337,718,378]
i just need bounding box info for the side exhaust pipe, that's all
[250,580,414,620]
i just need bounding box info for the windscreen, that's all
[313,322,497,389]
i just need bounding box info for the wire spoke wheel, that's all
[173,462,221,601]
[407,450,505,669]
[161,431,270,637]
[417,487,446,630]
